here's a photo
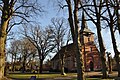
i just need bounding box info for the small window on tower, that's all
[90,47,92,52]
[88,37,90,41]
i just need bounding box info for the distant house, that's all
[50,13,102,72]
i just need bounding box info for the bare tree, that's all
[102,0,120,77]
[73,0,85,80]
[65,0,75,42]
[0,0,42,78]
[106,52,112,74]
[19,39,36,73]
[56,0,85,79]
[8,39,21,72]
[60,30,71,75]
[48,17,70,75]
[21,25,56,73]
[114,0,120,34]
[79,0,108,78]
[50,18,67,52]
[8,38,36,73]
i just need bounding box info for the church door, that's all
[89,61,94,71]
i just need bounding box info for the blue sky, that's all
[39,0,120,57]
[9,0,120,60]
[39,0,67,26]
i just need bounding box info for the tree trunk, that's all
[107,53,112,74]
[12,62,15,72]
[74,0,84,80]
[22,56,26,73]
[22,61,25,73]
[75,42,84,80]
[105,0,120,76]
[12,53,15,72]
[83,45,86,71]
[117,14,120,34]
[66,0,75,42]
[115,55,120,77]
[60,53,66,75]
[38,50,44,74]
[39,59,43,74]
[0,37,6,79]
[96,23,108,78]
[0,1,13,79]
[0,20,8,79]
[30,62,33,72]
[38,51,43,74]
[116,0,120,34]
[109,18,120,77]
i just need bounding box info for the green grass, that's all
[73,79,113,80]
[86,78,101,80]
[7,73,114,80]
[8,73,77,79]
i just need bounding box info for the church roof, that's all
[81,27,94,34]
[51,43,75,61]
[80,12,94,34]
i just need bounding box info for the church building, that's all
[50,13,102,72]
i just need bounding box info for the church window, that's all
[90,47,92,52]
[88,37,90,41]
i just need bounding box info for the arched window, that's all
[88,37,90,41]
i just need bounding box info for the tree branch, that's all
[13,14,30,22]
[7,19,24,33]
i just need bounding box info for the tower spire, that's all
[81,11,88,31]
[80,11,93,34]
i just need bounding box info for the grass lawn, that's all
[72,79,113,80]
[8,73,76,79]
[7,73,115,80]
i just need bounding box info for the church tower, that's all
[80,12,94,45]
[80,12,102,71]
